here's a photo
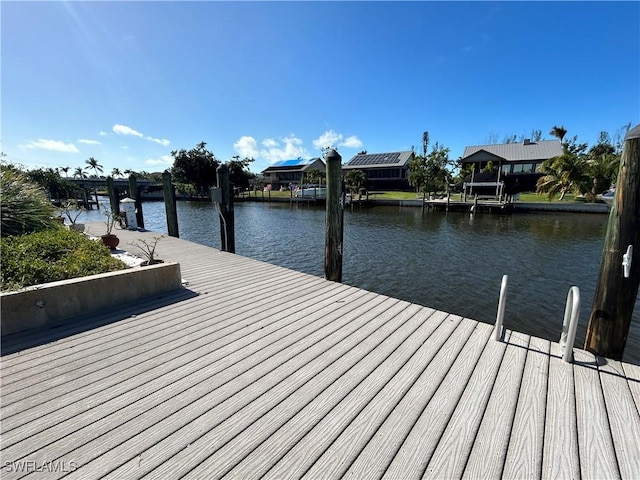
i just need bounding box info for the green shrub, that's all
[1,166,58,237]
[1,229,127,291]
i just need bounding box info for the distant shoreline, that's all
[235,195,611,214]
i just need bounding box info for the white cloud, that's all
[146,154,174,166]
[313,130,342,150]
[78,139,102,145]
[146,136,170,147]
[112,124,170,146]
[260,135,310,164]
[340,135,363,148]
[99,131,109,136]
[234,136,259,158]
[313,130,362,150]
[113,124,143,137]
[21,138,79,153]
[262,138,277,148]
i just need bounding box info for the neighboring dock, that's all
[1,225,639,479]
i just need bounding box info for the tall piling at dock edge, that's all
[162,170,179,237]
[216,164,235,253]
[324,148,344,282]
[586,124,640,359]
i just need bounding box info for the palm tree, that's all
[73,167,87,179]
[60,166,70,178]
[536,153,588,200]
[422,131,429,157]
[345,169,368,195]
[306,168,325,186]
[123,169,134,177]
[549,125,568,143]
[111,168,122,178]
[84,157,103,178]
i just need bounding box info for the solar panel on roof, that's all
[271,159,308,167]
[347,153,401,166]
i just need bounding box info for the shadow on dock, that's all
[1,288,199,356]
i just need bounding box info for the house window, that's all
[501,164,511,175]
[513,163,535,174]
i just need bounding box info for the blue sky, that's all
[2,1,638,175]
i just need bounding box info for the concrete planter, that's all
[1,262,183,336]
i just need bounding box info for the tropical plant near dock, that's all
[1,228,125,291]
[129,235,165,265]
[0,165,58,237]
[536,153,589,200]
[345,169,367,194]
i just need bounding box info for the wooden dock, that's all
[424,198,514,213]
[1,224,639,479]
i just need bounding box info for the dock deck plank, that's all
[573,348,621,480]
[462,332,530,479]
[541,342,580,479]
[1,223,638,480]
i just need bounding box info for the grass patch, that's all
[1,228,127,292]
[515,192,581,203]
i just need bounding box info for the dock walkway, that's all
[1,224,639,479]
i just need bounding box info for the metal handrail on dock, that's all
[559,286,580,363]
[494,274,508,341]
[494,277,581,364]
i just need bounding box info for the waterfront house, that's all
[460,139,563,193]
[343,151,415,191]
[261,158,326,190]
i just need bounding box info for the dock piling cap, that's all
[625,124,640,140]
[324,148,341,162]
[120,197,136,203]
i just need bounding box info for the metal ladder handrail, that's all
[559,286,580,363]
[494,275,508,341]
[494,277,580,364]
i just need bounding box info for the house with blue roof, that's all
[261,158,325,190]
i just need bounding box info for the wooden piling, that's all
[216,164,235,253]
[106,177,119,214]
[81,189,90,210]
[324,149,344,282]
[128,174,145,229]
[162,171,179,238]
[585,124,640,359]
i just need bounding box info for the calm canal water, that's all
[80,199,640,362]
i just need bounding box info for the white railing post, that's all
[559,286,580,363]
[494,275,508,341]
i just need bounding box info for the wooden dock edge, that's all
[0,262,183,336]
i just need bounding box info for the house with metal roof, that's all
[261,158,325,190]
[460,139,564,193]
[343,151,415,190]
